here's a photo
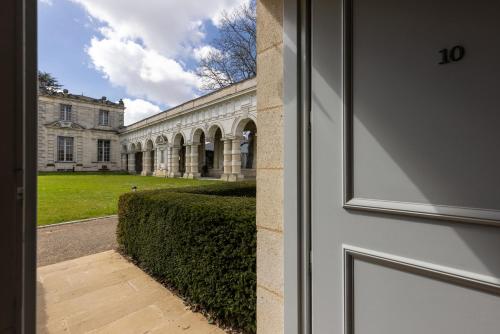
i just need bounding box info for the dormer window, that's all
[60,104,72,121]
[99,110,109,126]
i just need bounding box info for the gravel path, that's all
[37,217,118,267]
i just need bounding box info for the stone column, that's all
[221,139,233,181]
[128,153,135,174]
[166,146,172,175]
[152,148,157,176]
[213,140,220,170]
[142,150,151,176]
[230,138,243,181]
[152,149,157,176]
[121,154,128,171]
[155,148,164,177]
[189,144,200,179]
[252,134,258,169]
[169,146,181,177]
[183,145,191,178]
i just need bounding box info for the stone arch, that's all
[190,128,206,145]
[145,139,154,150]
[173,132,185,147]
[231,115,257,138]
[190,128,208,177]
[172,132,186,176]
[232,117,257,172]
[134,142,143,174]
[207,123,225,141]
[205,124,224,174]
[128,143,136,153]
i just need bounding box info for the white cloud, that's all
[71,0,249,112]
[87,37,200,106]
[72,0,250,56]
[40,0,53,5]
[193,45,220,61]
[123,98,162,126]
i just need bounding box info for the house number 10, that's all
[439,45,465,65]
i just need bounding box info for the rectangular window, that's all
[57,136,74,162]
[60,104,72,121]
[98,139,111,162]
[160,150,165,163]
[99,110,109,126]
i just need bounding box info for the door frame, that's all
[0,0,37,333]
[283,0,311,333]
[5,0,310,332]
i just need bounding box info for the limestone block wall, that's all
[256,0,284,332]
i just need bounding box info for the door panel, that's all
[311,0,500,333]
[348,249,500,334]
[346,0,500,223]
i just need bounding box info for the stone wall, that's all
[256,0,284,332]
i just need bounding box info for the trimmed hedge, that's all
[117,181,256,333]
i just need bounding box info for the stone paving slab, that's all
[37,217,118,267]
[37,250,226,334]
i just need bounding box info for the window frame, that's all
[60,104,72,121]
[99,110,110,126]
[97,139,111,162]
[57,136,74,162]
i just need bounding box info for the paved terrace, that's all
[37,219,226,334]
[37,251,226,334]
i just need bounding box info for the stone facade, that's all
[38,78,257,179]
[37,91,125,172]
[119,78,257,181]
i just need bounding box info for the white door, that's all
[311,0,500,333]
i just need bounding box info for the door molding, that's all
[341,0,500,226]
[343,245,500,334]
[284,0,312,333]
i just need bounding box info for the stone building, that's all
[38,79,257,179]
[119,78,257,180]
[37,90,125,172]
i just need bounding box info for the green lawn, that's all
[38,172,219,226]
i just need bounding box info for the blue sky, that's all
[38,0,248,124]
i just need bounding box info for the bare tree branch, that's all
[196,2,256,91]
